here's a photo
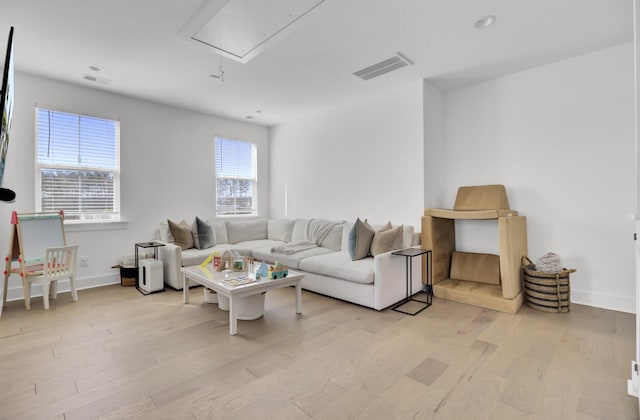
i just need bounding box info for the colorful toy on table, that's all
[268,262,288,279]
[256,261,268,278]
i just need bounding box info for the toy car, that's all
[269,263,288,279]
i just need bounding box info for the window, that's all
[215,137,257,216]
[35,108,120,222]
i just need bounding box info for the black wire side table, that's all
[391,248,432,315]
[135,241,165,296]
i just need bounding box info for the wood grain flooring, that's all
[0,284,637,419]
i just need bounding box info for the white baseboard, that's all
[571,288,636,314]
[4,273,121,302]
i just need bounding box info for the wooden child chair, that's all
[24,245,79,310]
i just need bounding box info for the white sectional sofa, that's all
[154,218,423,311]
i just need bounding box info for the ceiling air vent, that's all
[353,52,413,81]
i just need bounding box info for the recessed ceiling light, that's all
[245,115,254,119]
[82,73,111,84]
[474,15,496,29]
[87,65,101,72]
[255,110,262,114]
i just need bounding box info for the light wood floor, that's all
[0,284,638,420]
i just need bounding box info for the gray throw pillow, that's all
[348,218,375,260]
[193,216,216,249]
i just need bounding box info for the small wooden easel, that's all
[2,211,66,309]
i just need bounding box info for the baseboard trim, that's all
[571,288,635,314]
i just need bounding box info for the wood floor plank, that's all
[0,285,637,419]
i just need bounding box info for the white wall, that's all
[3,73,269,300]
[269,80,424,227]
[423,80,446,208]
[440,43,636,312]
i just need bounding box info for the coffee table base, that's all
[182,266,303,335]
[217,292,265,320]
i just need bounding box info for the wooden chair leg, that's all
[50,280,57,300]
[70,275,78,302]
[42,282,50,310]
[23,277,31,310]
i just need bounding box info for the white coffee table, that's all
[181,265,303,335]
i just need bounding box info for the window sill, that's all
[64,219,129,232]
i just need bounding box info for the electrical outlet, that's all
[80,256,89,267]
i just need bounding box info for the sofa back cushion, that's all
[319,223,343,251]
[226,219,268,244]
[291,219,310,242]
[268,219,295,242]
[399,225,415,249]
[206,219,229,244]
[158,221,174,243]
[341,222,353,252]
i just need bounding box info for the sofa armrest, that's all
[158,242,183,289]
[372,250,423,310]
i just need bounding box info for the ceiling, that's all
[0,0,633,127]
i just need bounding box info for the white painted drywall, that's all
[423,80,446,208]
[439,43,635,312]
[269,80,424,227]
[2,73,269,301]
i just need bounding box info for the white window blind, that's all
[215,137,257,216]
[35,108,120,221]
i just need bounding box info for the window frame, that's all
[214,136,258,217]
[34,106,121,224]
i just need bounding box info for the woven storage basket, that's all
[521,256,576,313]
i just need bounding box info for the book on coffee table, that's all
[223,276,257,287]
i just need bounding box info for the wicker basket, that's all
[521,256,576,313]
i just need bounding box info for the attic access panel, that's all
[183,0,326,63]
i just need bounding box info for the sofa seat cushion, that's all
[299,251,374,284]
[252,245,334,269]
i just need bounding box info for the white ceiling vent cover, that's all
[353,53,413,81]
[180,0,326,63]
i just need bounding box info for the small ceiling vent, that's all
[353,52,413,81]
